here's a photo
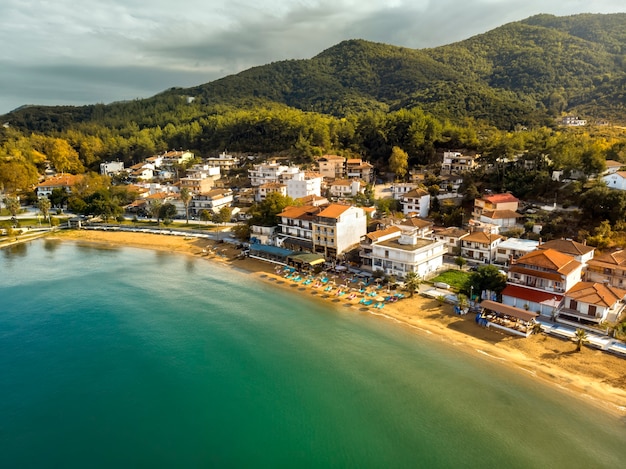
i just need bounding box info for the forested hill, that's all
[4,13,626,131]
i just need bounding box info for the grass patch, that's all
[430,269,470,290]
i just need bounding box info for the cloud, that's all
[1,0,625,114]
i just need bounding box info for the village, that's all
[8,144,623,359]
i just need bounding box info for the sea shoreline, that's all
[42,229,626,419]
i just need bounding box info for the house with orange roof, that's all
[460,231,503,264]
[433,226,470,255]
[328,179,364,198]
[36,174,83,198]
[502,248,583,316]
[537,239,595,265]
[393,216,433,238]
[277,205,322,252]
[585,249,626,288]
[558,282,626,325]
[296,194,329,207]
[313,204,366,258]
[401,188,430,218]
[472,192,522,232]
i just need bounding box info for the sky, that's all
[1,0,625,115]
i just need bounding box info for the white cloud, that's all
[1,0,625,114]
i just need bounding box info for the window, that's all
[588,305,597,317]
[569,299,578,310]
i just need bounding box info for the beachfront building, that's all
[190,189,233,216]
[433,226,470,255]
[276,203,366,258]
[401,188,430,217]
[317,155,345,179]
[256,182,287,202]
[328,179,365,199]
[537,239,595,265]
[585,250,626,288]
[502,248,583,316]
[558,282,626,325]
[359,225,446,278]
[286,171,322,200]
[478,300,539,338]
[312,204,366,258]
[441,151,477,175]
[460,231,503,264]
[277,205,320,252]
[36,174,83,198]
[493,238,540,266]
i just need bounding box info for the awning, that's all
[288,252,326,266]
[480,300,538,322]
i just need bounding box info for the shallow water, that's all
[1,239,625,468]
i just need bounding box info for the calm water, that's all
[1,239,625,468]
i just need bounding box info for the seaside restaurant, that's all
[477,300,539,337]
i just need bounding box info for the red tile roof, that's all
[565,282,626,308]
[515,248,581,275]
[482,193,519,204]
[502,284,563,304]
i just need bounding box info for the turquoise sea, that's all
[1,239,625,468]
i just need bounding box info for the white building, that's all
[206,151,239,171]
[360,226,446,278]
[433,226,470,255]
[602,171,626,191]
[249,161,299,186]
[460,231,503,263]
[494,238,540,265]
[401,188,430,217]
[390,183,418,200]
[286,171,322,200]
[328,179,364,198]
[100,161,124,176]
[559,282,626,325]
[441,151,477,175]
[190,189,233,216]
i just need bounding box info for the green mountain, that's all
[5,13,626,130]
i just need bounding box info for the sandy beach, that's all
[46,229,626,417]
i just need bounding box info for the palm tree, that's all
[180,187,192,224]
[457,293,469,313]
[148,199,163,226]
[574,328,589,352]
[403,272,422,298]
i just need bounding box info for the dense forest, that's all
[2,13,626,245]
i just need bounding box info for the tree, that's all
[148,200,163,226]
[4,196,20,217]
[403,271,421,298]
[217,206,232,224]
[388,146,408,180]
[158,202,177,224]
[247,192,296,227]
[38,197,51,224]
[180,187,192,224]
[199,209,212,222]
[574,328,589,352]
[463,265,507,299]
[455,256,467,270]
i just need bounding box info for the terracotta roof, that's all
[278,205,320,219]
[538,239,594,256]
[317,204,352,219]
[605,159,622,168]
[502,284,563,304]
[515,248,581,275]
[331,179,358,187]
[463,231,503,244]
[259,182,286,189]
[397,217,433,229]
[37,174,82,188]
[588,250,626,267]
[480,209,522,220]
[366,226,402,241]
[565,282,626,308]
[508,266,564,282]
[434,227,470,238]
[403,188,429,198]
[482,193,519,204]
